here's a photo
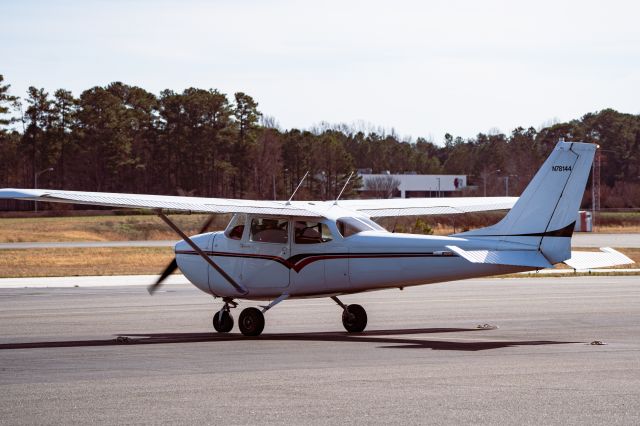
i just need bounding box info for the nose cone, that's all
[175,232,214,294]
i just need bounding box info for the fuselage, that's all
[175,213,534,300]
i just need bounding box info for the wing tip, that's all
[0,188,47,199]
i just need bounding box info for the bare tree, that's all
[364,175,401,198]
[260,115,281,130]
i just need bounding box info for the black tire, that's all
[213,310,234,333]
[238,307,265,336]
[342,304,367,333]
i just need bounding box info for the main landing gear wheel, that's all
[213,310,234,333]
[238,307,265,336]
[342,304,367,333]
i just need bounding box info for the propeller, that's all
[148,258,178,294]
[148,214,216,295]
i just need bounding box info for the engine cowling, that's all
[175,232,214,294]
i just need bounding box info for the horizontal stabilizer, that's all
[564,248,634,270]
[446,245,552,268]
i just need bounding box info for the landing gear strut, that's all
[332,296,367,333]
[213,298,236,333]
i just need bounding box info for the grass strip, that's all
[0,214,228,243]
[0,247,174,278]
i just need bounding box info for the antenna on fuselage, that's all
[333,171,354,205]
[286,171,309,205]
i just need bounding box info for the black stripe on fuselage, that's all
[468,221,576,238]
[174,250,457,273]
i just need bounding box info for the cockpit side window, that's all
[250,217,289,244]
[336,217,372,238]
[225,214,247,240]
[294,220,333,244]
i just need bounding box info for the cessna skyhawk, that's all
[0,141,632,336]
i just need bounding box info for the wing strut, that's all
[156,212,248,296]
[333,171,354,205]
[286,171,309,205]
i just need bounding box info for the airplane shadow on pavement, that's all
[0,327,578,351]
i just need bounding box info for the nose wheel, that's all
[212,298,236,333]
[213,310,234,333]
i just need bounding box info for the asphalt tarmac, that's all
[1,276,639,424]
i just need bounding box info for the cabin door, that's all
[240,217,291,289]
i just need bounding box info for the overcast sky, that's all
[2,0,639,143]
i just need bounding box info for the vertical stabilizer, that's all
[458,141,596,264]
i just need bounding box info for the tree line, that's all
[1,74,639,210]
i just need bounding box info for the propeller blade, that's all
[148,257,178,295]
[148,215,215,295]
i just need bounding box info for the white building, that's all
[359,173,467,198]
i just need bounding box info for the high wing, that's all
[0,188,319,217]
[337,196,518,217]
[0,188,518,218]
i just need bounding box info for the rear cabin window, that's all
[294,221,333,244]
[250,218,289,244]
[356,216,386,231]
[336,217,373,238]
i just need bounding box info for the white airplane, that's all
[0,141,633,336]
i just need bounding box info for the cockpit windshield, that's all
[225,213,247,240]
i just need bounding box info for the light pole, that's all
[283,168,289,196]
[503,174,518,196]
[591,147,614,229]
[34,167,54,212]
[483,169,501,197]
[436,177,441,197]
[272,174,277,200]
